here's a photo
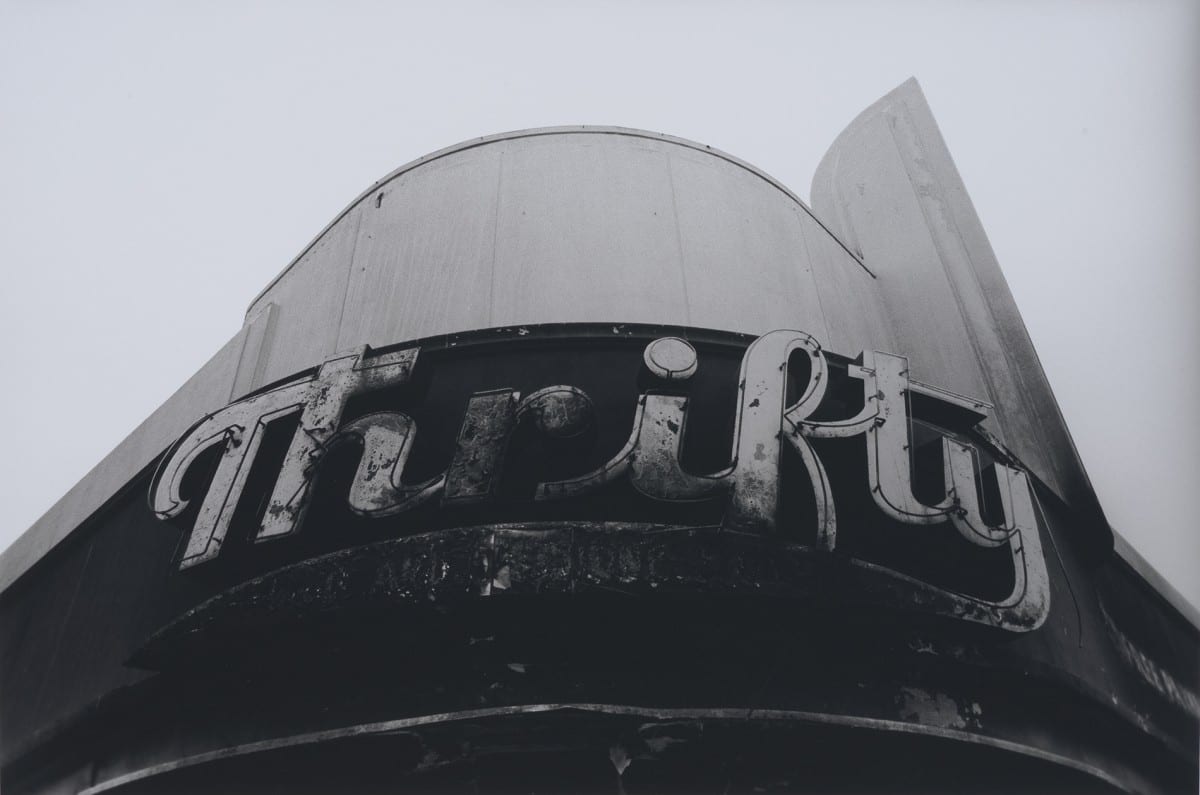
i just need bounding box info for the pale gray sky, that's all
[2,1,1197,607]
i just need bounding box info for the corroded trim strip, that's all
[79,703,1130,795]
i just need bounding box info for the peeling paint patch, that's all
[492,564,511,591]
[609,745,631,775]
[907,638,937,656]
[896,687,970,730]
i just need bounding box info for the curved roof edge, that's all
[246,125,869,318]
[1112,530,1200,631]
[810,77,923,222]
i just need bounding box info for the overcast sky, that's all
[1,0,1197,608]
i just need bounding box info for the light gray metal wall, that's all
[241,128,874,388]
[811,79,1104,529]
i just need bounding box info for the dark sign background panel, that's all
[1,326,1197,794]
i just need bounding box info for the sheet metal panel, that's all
[251,129,862,361]
[798,210,893,358]
[809,104,993,407]
[230,302,277,399]
[811,79,1101,519]
[254,204,362,386]
[336,152,502,349]
[488,134,690,327]
[667,146,830,337]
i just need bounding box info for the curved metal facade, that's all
[1,84,1196,795]
[243,128,871,384]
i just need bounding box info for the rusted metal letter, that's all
[800,350,1030,548]
[627,394,732,500]
[150,346,418,568]
[725,330,836,548]
[537,346,729,501]
[443,389,522,505]
[795,349,1050,629]
[334,412,443,516]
